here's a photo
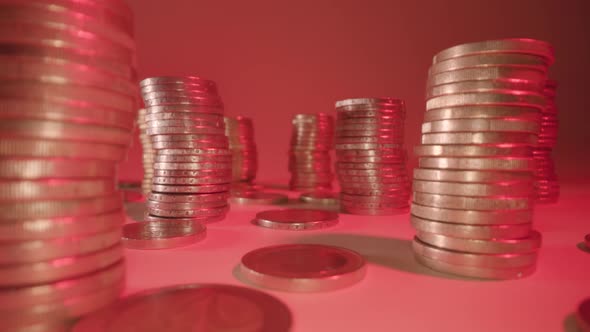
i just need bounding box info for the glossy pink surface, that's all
[124,183,590,332]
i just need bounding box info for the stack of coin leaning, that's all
[334,98,410,215]
[140,76,232,224]
[288,113,335,191]
[138,108,155,195]
[0,1,136,330]
[224,116,258,188]
[534,80,560,203]
[411,38,553,279]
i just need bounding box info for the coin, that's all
[299,191,339,205]
[150,184,230,194]
[427,67,546,87]
[426,92,546,111]
[0,195,123,220]
[424,106,541,122]
[414,145,533,157]
[122,220,206,250]
[411,203,532,225]
[432,38,554,64]
[230,192,288,205]
[147,205,229,218]
[414,251,535,279]
[410,215,532,239]
[239,244,365,292]
[147,192,229,203]
[253,209,338,230]
[421,132,537,145]
[418,157,535,171]
[413,168,533,183]
[416,230,541,254]
[0,244,123,287]
[412,237,538,268]
[412,179,533,197]
[72,284,292,332]
[421,118,539,134]
[429,53,548,74]
[0,178,116,201]
[413,192,532,211]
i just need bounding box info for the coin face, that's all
[239,244,366,292]
[72,284,293,332]
[122,220,206,250]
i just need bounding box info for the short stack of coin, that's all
[411,39,554,279]
[0,1,136,330]
[140,76,231,224]
[334,98,410,215]
[288,113,335,191]
[534,79,560,203]
[224,116,258,188]
[138,108,155,195]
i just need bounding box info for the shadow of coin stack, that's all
[140,76,231,224]
[0,1,136,330]
[411,39,554,279]
[534,79,560,203]
[138,108,155,196]
[288,114,335,191]
[334,98,410,215]
[224,116,258,192]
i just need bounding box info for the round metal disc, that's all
[72,284,292,332]
[230,192,288,205]
[253,209,338,231]
[122,220,206,250]
[299,191,339,205]
[239,244,366,292]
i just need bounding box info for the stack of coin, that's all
[224,116,258,186]
[138,108,155,195]
[334,98,410,215]
[411,39,554,279]
[288,113,335,191]
[534,79,560,203]
[139,76,231,224]
[0,1,136,330]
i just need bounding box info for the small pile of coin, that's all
[288,114,335,191]
[411,38,553,279]
[138,108,155,195]
[224,116,258,187]
[140,76,231,224]
[334,98,410,215]
[534,80,560,203]
[0,1,136,330]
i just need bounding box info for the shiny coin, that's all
[0,178,116,201]
[122,220,206,250]
[253,209,338,231]
[230,192,288,205]
[0,138,128,161]
[413,168,533,183]
[72,284,292,332]
[421,118,539,134]
[427,67,546,87]
[413,192,532,211]
[0,210,125,241]
[0,195,123,220]
[153,162,231,170]
[147,205,229,218]
[0,244,122,287]
[410,215,532,239]
[412,179,533,197]
[429,53,548,74]
[432,38,554,64]
[239,244,365,292]
[147,192,229,203]
[299,191,339,205]
[150,183,230,194]
[335,97,404,109]
[414,145,533,157]
[145,199,227,211]
[426,92,546,111]
[0,158,117,179]
[416,230,541,254]
[426,79,543,99]
[151,176,230,185]
[418,157,535,171]
[424,106,541,122]
[415,251,535,280]
[411,203,532,225]
[412,237,538,268]
[421,132,537,145]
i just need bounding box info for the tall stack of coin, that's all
[534,80,560,203]
[411,39,553,279]
[288,113,335,191]
[0,1,136,330]
[140,76,231,224]
[334,98,410,215]
[224,116,258,185]
[138,108,155,195]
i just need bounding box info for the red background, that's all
[120,0,590,183]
